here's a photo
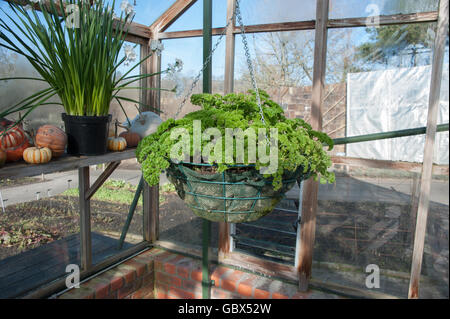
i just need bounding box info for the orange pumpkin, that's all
[35,125,67,158]
[119,131,141,148]
[0,148,6,168]
[23,147,52,164]
[108,119,127,152]
[0,118,14,128]
[108,136,127,152]
[4,138,30,162]
[0,124,26,150]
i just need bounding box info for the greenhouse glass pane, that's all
[329,0,438,20]
[160,35,225,120]
[108,0,177,26]
[165,0,227,32]
[239,0,316,25]
[323,23,444,162]
[0,170,81,298]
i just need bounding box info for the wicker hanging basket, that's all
[166,162,310,223]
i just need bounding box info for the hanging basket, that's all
[166,162,310,223]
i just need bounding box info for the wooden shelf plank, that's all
[0,148,137,179]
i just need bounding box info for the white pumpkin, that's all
[122,111,162,139]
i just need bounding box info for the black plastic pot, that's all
[62,113,112,156]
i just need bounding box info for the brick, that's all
[221,270,245,292]
[106,290,118,299]
[169,287,195,299]
[237,277,255,297]
[177,265,190,279]
[191,269,202,282]
[164,262,177,275]
[84,277,110,299]
[177,258,201,273]
[143,272,154,286]
[155,280,169,299]
[211,266,232,287]
[271,292,289,299]
[211,287,241,300]
[155,260,165,272]
[157,291,170,299]
[169,255,188,265]
[134,276,144,291]
[131,285,155,299]
[58,287,94,299]
[116,264,137,284]
[124,259,147,277]
[292,291,310,299]
[182,279,200,291]
[118,283,135,299]
[99,270,124,291]
[211,288,229,299]
[156,282,169,293]
[153,251,177,262]
[254,289,270,299]
[133,252,156,266]
[156,272,182,287]
[144,291,155,299]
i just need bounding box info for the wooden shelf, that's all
[0,148,137,179]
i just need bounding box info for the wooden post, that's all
[149,0,198,32]
[79,166,92,270]
[408,0,449,299]
[224,0,236,94]
[218,0,237,261]
[297,0,329,292]
[143,184,159,242]
[140,40,161,244]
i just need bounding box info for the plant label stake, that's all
[0,191,4,213]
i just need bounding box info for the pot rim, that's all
[62,113,112,123]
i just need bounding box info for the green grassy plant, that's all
[0,0,161,122]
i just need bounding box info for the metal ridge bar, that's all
[333,123,449,146]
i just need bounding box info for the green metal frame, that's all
[203,0,213,300]
[333,123,449,145]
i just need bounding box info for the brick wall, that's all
[58,249,159,299]
[267,83,347,155]
[57,248,336,299]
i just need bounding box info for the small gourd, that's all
[118,126,141,148]
[108,120,127,152]
[23,146,52,164]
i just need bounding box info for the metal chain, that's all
[235,0,267,126]
[174,0,267,128]
[174,4,236,119]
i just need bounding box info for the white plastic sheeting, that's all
[346,65,449,164]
